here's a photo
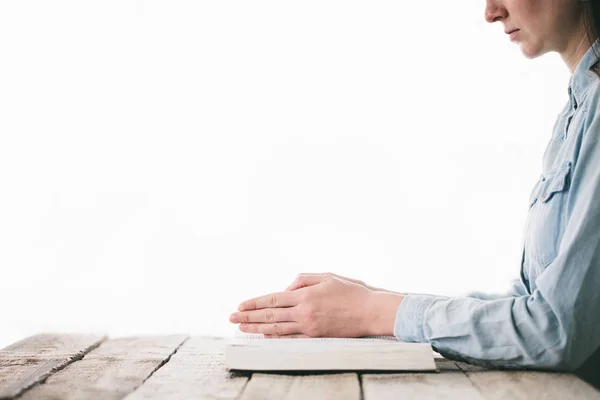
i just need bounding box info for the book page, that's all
[231,329,403,346]
[230,329,442,358]
[226,329,438,371]
[234,328,396,338]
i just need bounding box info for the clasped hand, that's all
[229,273,403,338]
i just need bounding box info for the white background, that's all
[0,1,570,349]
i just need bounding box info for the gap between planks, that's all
[15,335,188,400]
[0,334,106,400]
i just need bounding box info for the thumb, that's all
[285,274,330,291]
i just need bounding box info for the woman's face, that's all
[485,0,587,59]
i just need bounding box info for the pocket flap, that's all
[528,176,545,208]
[540,161,572,203]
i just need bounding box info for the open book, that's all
[225,331,437,372]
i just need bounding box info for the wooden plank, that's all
[435,357,462,371]
[464,370,600,400]
[362,371,486,400]
[454,361,489,372]
[17,335,187,400]
[124,336,249,400]
[240,373,360,400]
[0,333,105,399]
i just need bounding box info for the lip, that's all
[509,29,520,41]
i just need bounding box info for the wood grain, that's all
[434,357,462,371]
[124,336,249,400]
[362,371,486,400]
[240,373,360,400]
[359,356,481,400]
[4,334,600,400]
[17,335,187,400]
[454,361,489,372]
[464,370,600,400]
[0,333,105,399]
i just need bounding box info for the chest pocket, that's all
[525,160,572,270]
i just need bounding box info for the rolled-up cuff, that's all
[394,294,438,343]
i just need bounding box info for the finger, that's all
[285,273,330,291]
[239,322,302,336]
[285,273,326,291]
[238,291,300,311]
[264,334,310,339]
[230,307,296,323]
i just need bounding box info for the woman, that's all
[229,0,600,387]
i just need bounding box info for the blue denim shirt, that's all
[395,38,600,379]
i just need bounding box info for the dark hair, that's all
[584,1,600,74]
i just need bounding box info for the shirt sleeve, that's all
[394,108,600,371]
[465,276,529,300]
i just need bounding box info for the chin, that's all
[519,40,546,60]
[520,47,540,59]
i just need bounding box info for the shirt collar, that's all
[568,38,600,110]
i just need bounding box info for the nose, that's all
[485,0,507,23]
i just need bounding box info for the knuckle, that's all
[296,290,308,303]
[300,305,315,322]
[269,294,278,308]
[305,322,319,337]
[274,323,284,336]
[265,309,275,323]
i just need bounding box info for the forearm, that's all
[465,277,529,300]
[366,285,585,369]
[395,292,582,370]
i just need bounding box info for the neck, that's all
[560,22,595,75]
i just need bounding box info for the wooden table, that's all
[1,334,599,399]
